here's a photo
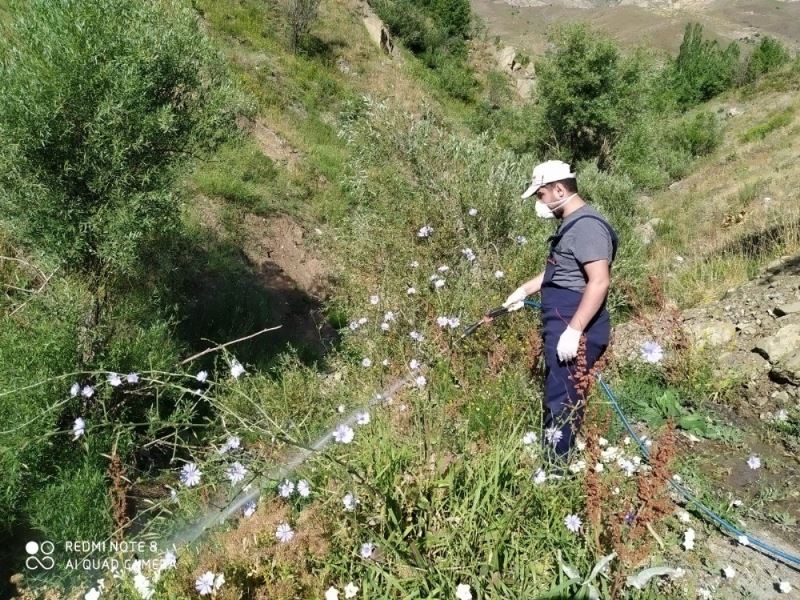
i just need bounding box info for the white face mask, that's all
[534,192,577,219]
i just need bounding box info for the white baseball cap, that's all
[521,160,576,199]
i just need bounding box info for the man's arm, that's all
[568,260,610,332]
[521,270,545,296]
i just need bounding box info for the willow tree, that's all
[0,0,245,361]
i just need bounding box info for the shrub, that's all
[742,36,791,84]
[0,0,242,285]
[534,24,640,163]
[669,22,740,107]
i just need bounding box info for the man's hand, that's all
[557,325,582,362]
[502,285,528,312]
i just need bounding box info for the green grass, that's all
[739,106,795,143]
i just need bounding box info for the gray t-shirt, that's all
[549,205,616,292]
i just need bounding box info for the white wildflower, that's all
[276,523,294,543]
[532,468,547,485]
[84,588,100,600]
[415,375,427,388]
[133,574,153,599]
[279,479,295,498]
[196,370,208,383]
[407,287,417,295]
[325,587,339,600]
[455,583,473,600]
[494,270,505,279]
[179,462,202,487]
[73,417,86,440]
[722,566,735,579]
[333,424,355,444]
[243,500,257,517]
[126,373,139,384]
[107,373,122,387]
[468,208,478,216]
[417,225,434,238]
[569,460,587,474]
[747,455,761,470]
[297,479,311,498]
[225,461,247,485]
[436,316,449,328]
[640,341,664,364]
[81,385,95,399]
[344,582,359,598]
[356,411,370,425]
[229,359,245,379]
[384,311,396,321]
[522,431,537,445]
[361,357,372,368]
[461,248,476,262]
[360,542,376,559]
[564,514,582,533]
[370,295,380,305]
[70,382,81,397]
[544,426,562,446]
[195,572,215,596]
[409,359,420,370]
[343,492,359,511]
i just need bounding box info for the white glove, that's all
[557,325,582,362]
[502,285,528,311]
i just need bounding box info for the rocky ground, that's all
[612,254,800,597]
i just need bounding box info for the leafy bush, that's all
[533,24,643,163]
[742,36,791,84]
[669,22,740,107]
[0,0,243,282]
[668,110,722,157]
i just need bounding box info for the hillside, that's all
[1,0,799,599]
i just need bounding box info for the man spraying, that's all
[503,160,618,461]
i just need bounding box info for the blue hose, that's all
[522,300,800,568]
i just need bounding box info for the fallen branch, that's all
[178,325,283,365]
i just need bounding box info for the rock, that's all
[770,389,790,403]
[363,14,394,55]
[497,46,517,71]
[774,302,800,317]
[753,323,800,362]
[685,318,736,349]
[636,222,656,245]
[753,323,800,384]
[515,77,536,99]
[336,58,352,74]
[715,351,770,380]
[726,106,742,118]
[770,354,800,385]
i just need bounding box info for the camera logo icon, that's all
[25,540,55,570]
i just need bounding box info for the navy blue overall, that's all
[540,215,618,460]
